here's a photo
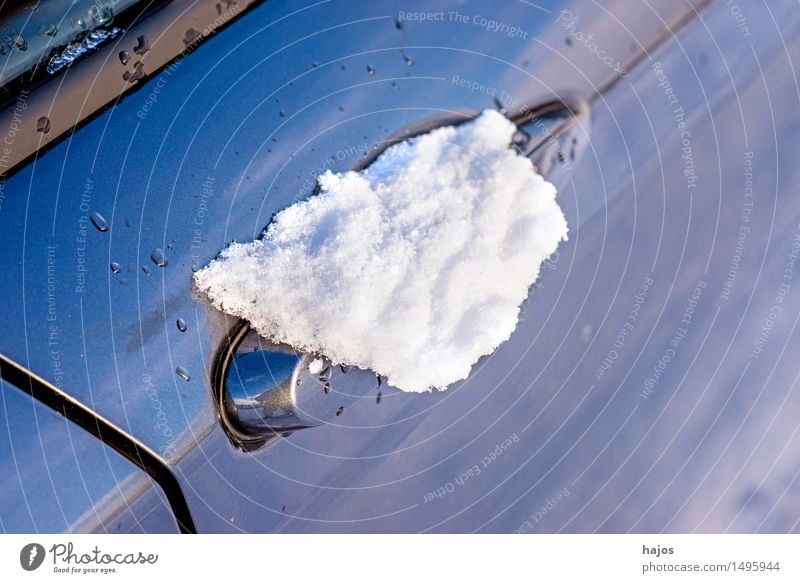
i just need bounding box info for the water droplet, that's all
[403,54,414,65]
[118,277,127,285]
[279,110,285,117]
[556,150,566,164]
[119,50,129,65]
[318,366,331,383]
[339,364,350,374]
[366,65,375,76]
[376,391,382,404]
[311,61,318,68]
[110,262,121,274]
[323,383,331,394]
[89,5,114,25]
[123,61,144,83]
[394,18,404,30]
[335,406,344,416]
[176,366,191,381]
[90,211,109,232]
[142,265,151,275]
[150,248,168,267]
[183,28,201,46]
[176,318,187,332]
[133,35,149,55]
[12,35,27,51]
[36,116,51,134]
[493,97,506,114]
[565,37,573,47]
[39,24,58,37]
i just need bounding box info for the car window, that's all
[0,1,148,91]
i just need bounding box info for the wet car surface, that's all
[2,0,800,533]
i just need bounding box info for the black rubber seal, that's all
[0,353,196,534]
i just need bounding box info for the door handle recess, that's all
[212,97,590,450]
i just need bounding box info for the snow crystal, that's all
[308,358,325,375]
[195,110,568,392]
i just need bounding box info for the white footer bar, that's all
[1,534,796,582]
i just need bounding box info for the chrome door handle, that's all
[215,322,380,449]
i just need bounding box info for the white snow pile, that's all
[195,110,568,392]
